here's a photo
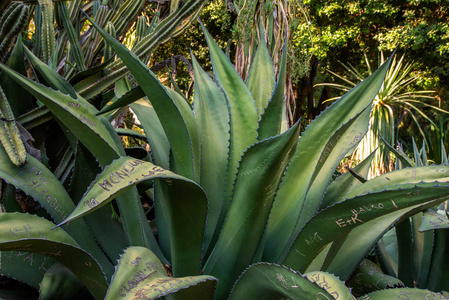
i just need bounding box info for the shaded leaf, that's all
[58,156,207,277]
[204,123,300,296]
[0,213,107,300]
[266,57,392,262]
[283,184,449,273]
[106,246,217,300]
[358,288,449,299]
[346,259,404,297]
[419,209,449,232]
[229,263,335,300]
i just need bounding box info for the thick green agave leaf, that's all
[164,87,200,181]
[346,259,404,297]
[283,184,449,273]
[419,209,449,231]
[381,135,416,168]
[246,36,275,118]
[39,263,92,300]
[191,54,230,254]
[321,150,376,209]
[204,123,300,297]
[57,156,207,277]
[23,46,79,101]
[0,63,122,166]
[257,42,288,140]
[426,229,449,292]
[0,213,107,300]
[358,288,449,299]
[265,106,372,262]
[305,271,355,299]
[376,229,399,277]
[97,85,145,116]
[0,148,113,277]
[130,99,169,169]
[228,263,337,300]
[266,57,392,263]
[85,13,196,180]
[0,251,55,289]
[345,165,449,200]
[116,128,146,139]
[130,98,171,260]
[200,22,259,238]
[106,246,217,300]
[112,77,175,259]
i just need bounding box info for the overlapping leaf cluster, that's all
[0,1,448,299]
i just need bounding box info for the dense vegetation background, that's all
[151,0,449,149]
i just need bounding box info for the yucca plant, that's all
[0,12,449,300]
[317,51,447,178]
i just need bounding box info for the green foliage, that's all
[303,0,449,99]
[0,2,448,299]
[319,52,447,177]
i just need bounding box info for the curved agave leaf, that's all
[39,263,92,300]
[130,99,169,169]
[200,22,259,238]
[266,56,392,262]
[426,229,449,291]
[411,214,434,289]
[164,87,200,180]
[321,150,376,209]
[57,156,208,277]
[246,36,275,118]
[204,123,300,297]
[419,209,449,231]
[283,183,449,273]
[0,148,113,277]
[23,46,79,101]
[346,259,404,297]
[345,165,449,200]
[257,42,288,140]
[0,213,107,300]
[129,99,171,259]
[0,62,122,166]
[305,271,355,299]
[106,246,217,300]
[358,288,449,299]
[84,13,196,180]
[0,37,33,116]
[228,263,340,300]
[69,143,128,264]
[265,105,372,262]
[191,54,230,254]
[316,207,410,280]
[97,86,145,116]
[0,251,55,289]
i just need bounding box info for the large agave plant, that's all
[0,13,448,299]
